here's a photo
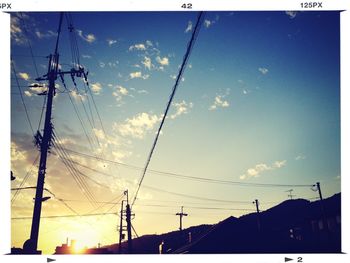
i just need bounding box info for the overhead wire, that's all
[11,154,40,204]
[11,60,35,135]
[131,11,205,207]
[52,131,99,207]
[62,147,314,188]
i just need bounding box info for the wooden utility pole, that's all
[316,182,329,233]
[176,206,188,231]
[118,200,125,253]
[253,199,261,231]
[22,13,64,254]
[23,12,88,254]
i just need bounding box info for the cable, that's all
[12,212,118,220]
[132,11,205,207]
[11,154,39,204]
[62,147,313,188]
[52,131,99,207]
[11,60,35,135]
[19,12,40,79]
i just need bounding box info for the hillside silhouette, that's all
[105,193,340,254]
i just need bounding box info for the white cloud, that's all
[82,54,92,59]
[209,94,229,110]
[170,100,193,119]
[204,20,212,28]
[285,11,298,19]
[273,160,287,168]
[112,85,129,103]
[70,90,86,101]
[156,56,169,66]
[146,40,153,46]
[11,16,26,45]
[113,112,160,139]
[99,62,106,68]
[35,30,56,39]
[129,71,149,80]
[141,56,153,70]
[24,91,32,97]
[240,160,287,180]
[258,67,269,75]
[185,21,193,33]
[138,89,148,94]
[107,39,117,46]
[295,154,306,161]
[77,30,96,43]
[129,43,146,51]
[11,142,27,161]
[18,72,30,81]
[91,82,102,94]
[27,83,48,95]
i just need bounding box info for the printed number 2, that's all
[181,3,192,9]
[297,257,303,262]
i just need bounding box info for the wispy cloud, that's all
[258,67,269,75]
[170,100,193,119]
[285,11,298,19]
[25,83,48,96]
[11,16,25,45]
[239,160,287,180]
[209,90,230,111]
[18,72,30,80]
[156,56,169,66]
[107,39,117,46]
[77,29,96,43]
[35,30,56,39]
[91,82,102,94]
[113,112,160,139]
[112,85,129,103]
[129,43,146,51]
[204,20,212,28]
[129,71,149,80]
[295,154,306,161]
[141,56,153,70]
[185,21,193,33]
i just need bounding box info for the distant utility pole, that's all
[286,189,295,200]
[118,200,125,254]
[118,190,134,254]
[176,206,188,231]
[315,182,329,233]
[253,199,261,231]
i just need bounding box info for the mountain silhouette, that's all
[105,193,341,254]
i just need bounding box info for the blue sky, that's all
[10,11,340,253]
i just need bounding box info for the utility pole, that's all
[253,199,261,231]
[315,182,329,233]
[118,200,125,254]
[176,206,188,231]
[22,12,88,254]
[286,189,295,200]
[126,203,133,254]
[118,190,134,254]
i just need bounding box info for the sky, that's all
[10,11,341,254]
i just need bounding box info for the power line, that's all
[19,12,40,79]
[52,131,99,207]
[11,154,40,204]
[11,60,35,135]
[62,147,313,188]
[12,212,118,220]
[132,11,205,207]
